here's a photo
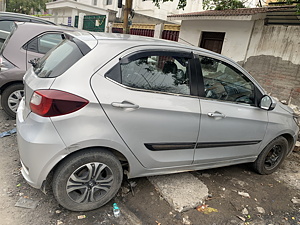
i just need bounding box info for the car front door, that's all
[193,54,268,165]
[91,48,201,168]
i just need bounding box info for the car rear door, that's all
[91,47,201,168]
[193,54,268,165]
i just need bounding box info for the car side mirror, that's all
[259,95,276,111]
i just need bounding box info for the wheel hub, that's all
[88,180,96,187]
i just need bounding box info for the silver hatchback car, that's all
[17,31,299,211]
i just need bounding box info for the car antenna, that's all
[178,37,195,46]
[164,32,195,46]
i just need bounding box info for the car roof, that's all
[68,31,265,91]
[73,31,221,58]
[0,12,55,25]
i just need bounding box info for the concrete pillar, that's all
[71,9,78,27]
[78,13,86,30]
[107,22,113,33]
[54,12,58,25]
[0,0,5,11]
[104,12,109,33]
[154,23,164,39]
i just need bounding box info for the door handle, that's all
[111,101,139,109]
[207,111,226,118]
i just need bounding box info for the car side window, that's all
[0,21,15,49]
[120,55,191,95]
[38,33,64,54]
[26,33,64,54]
[199,55,255,105]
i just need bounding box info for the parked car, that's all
[0,22,75,117]
[0,12,55,48]
[17,32,299,211]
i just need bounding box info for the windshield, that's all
[34,39,84,78]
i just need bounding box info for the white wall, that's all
[133,0,202,21]
[48,0,202,22]
[179,20,254,62]
[246,20,300,65]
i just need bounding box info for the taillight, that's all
[30,90,89,117]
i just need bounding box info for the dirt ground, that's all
[0,107,299,225]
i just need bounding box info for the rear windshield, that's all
[34,39,84,78]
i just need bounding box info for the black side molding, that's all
[145,140,261,151]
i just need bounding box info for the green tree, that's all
[152,0,187,9]
[153,0,246,10]
[6,0,48,14]
[203,0,246,10]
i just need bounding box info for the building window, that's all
[199,32,225,54]
[105,0,112,5]
[93,0,97,5]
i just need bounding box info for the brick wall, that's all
[243,55,300,106]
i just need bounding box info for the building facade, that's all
[46,0,203,26]
[168,6,300,105]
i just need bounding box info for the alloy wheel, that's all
[8,89,24,113]
[66,162,114,203]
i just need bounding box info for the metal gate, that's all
[112,23,180,41]
[75,15,106,32]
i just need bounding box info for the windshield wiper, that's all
[28,58,39,68]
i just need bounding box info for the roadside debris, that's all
[121,187,130,196]
[242,208,249,215]
[148,173,208,212]
[77,215,86,219]
[291,198,300,204]
[236,215,246,222]
[238,191,250,198]
[293,141,300,152]
[15,197,39,209]
[57,220,63,225]
[182,216,191,225]
[0,128,16,138]
[129,181,137,196]
[196,204,218,214]
[256,207,265,214]
[113,203,120,217]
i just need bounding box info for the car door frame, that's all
[192,50,269,165]
[193,52,265,103]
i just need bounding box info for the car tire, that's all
[254,136,288,175]
[1,83,24,118]
[52,149,123,211]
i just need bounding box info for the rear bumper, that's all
[17,99,68,189]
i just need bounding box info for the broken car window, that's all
[198,55,255,105]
